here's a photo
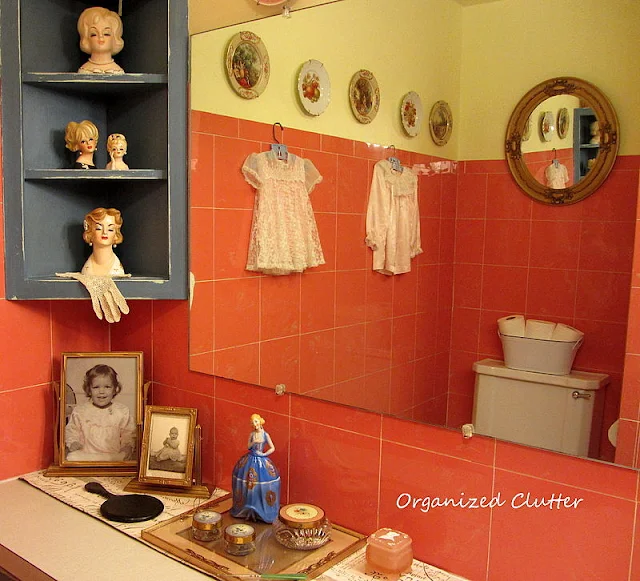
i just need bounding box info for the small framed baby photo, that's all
[59,352,143,470]
[139,406,198,488]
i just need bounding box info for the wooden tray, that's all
[141,495,366,581]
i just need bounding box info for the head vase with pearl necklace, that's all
[77,7,124,56]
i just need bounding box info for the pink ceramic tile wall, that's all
[451,157,639,463]
[189,111,455,423]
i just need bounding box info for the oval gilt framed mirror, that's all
[505,77,619,205]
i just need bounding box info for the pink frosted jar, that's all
[365,528,413,579]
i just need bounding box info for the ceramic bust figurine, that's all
[105,133,129,170]
[77,6,125,74]
[590,120,600,145]
[65,120,99,169]
[230,413,281,523]
[82,207,126,276]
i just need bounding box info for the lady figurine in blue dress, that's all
[230,413,280,523]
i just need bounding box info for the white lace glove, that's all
[56,272,130,323]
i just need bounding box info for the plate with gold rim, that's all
[401,91,423,137]
[297,60,331,116]
[429,100,453,146]
[225,31,270,100]
[348,69,380,124]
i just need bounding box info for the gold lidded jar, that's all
[191,508,223,542]
[224,523,256,556]
[272,503,331,550]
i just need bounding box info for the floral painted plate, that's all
[348,69,380,124]
[557,107,570,139]
[429,100,453,146]
[540,110,555,142]
[400,91,423,137]
[225,31,270,99]
[297,60,331,116]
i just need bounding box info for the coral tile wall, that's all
[189,111,455,422]
[4,105,640,578]
[452,157,639,463]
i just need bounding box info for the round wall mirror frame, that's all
[505,77,619,205]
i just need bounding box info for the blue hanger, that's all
[271,122,289,161]
[387,145,403,172]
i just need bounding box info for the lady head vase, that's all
[65,120,99,169]
[77,6,125,74]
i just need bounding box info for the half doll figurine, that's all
[77,6,124,74]
[65,120,99,169]
[230,413,281,523]
[105,133,129,170]
[82,207,126,276]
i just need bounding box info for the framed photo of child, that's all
[139,406,197,488]
[58,352,143,471]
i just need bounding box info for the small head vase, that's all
[106,133,129,170]
[65,120,99,169]
[77,7,125,74]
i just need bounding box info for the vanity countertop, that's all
[0,478,468,581]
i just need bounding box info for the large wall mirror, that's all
[505,77,619,205]
[188,0,636,471]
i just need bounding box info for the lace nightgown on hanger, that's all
[365,159,422,275]
[242,151,325,275]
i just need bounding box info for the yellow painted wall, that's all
[191,0,640,160]
[460,0,640,158]
[190,0,463,159]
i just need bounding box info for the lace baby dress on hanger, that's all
[365,159,422,275]
[242,151,325,275]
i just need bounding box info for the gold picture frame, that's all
[139,405,197,488]
[48,352,143,477]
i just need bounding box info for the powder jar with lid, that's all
[272,503,331,550]
[224,523,256,556]
[191,508,223,542]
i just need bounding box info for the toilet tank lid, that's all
[472,358,610,390]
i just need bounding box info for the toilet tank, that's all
[472,359,609,457]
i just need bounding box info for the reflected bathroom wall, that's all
[521,94,580,187]
[189,111,458,424]
[188,0,639,466]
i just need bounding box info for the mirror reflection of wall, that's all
[521,94,581,187]
[188,0,640,470]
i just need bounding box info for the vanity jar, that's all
[272,503,331,550]
[365,528,413,579]
[224,523,256,556]
[191,508,223,542]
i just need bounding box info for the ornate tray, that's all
[142,495,366,580]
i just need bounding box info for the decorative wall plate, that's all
[256,0,291,5]
[557,107,570,139]
[225,31,270,99]
[539,110,555,142]
[400,91,423,137]
[348,69,380,124]
[429,100,453,146]
[522,115,532,141]
[297,59,331,116]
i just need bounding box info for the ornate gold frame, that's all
[139,405,198,488]
[505,77,619,205]
[47,351,144,477]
